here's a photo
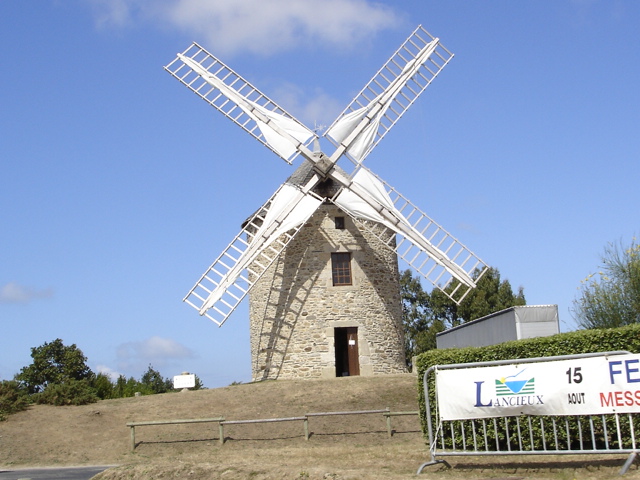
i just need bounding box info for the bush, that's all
[573,237,640,328]
[113,375,151,397]
[91,373,115,400]
[140,365,173,394]
[33,379,98,406]
[0,380,30,421]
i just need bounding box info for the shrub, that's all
[33,379,98,406]
[140,365,172,394]
[0,380,30,421]
[113,375,153,398]
[91,372,115,400]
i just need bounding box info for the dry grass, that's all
[1,374,638,479]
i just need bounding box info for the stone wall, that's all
[249,203,406,381]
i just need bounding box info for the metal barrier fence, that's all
[418,351,640,475]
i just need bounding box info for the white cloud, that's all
[163,0,401,56]
[0,282,53,304]
[271,83,344,128]
[84,0,402,130]
[139,335,194,358]
[86,0,402,56]
[116,336,195,373]
[86,0,139,28]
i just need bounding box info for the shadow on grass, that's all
[445,456,634,473]
[134,437,218,449]
[134,427,423,448]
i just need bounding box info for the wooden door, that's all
[335,327,360,376]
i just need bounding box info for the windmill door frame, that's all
[335,327,360,377]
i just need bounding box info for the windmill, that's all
[165,25,488,380]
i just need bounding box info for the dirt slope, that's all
[1,376,421,471]
[1,374,638,479]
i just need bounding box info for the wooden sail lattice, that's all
[167,25,487,324]
[165,43,315,165]
[325,25,454,166]
[183,184,321,326]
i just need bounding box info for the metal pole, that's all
[620,452,637,475]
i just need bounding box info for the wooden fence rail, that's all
[126,408,419,451]
[222,416,309,443]
[127,417,225,451]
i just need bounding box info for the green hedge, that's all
[415,323,640,444]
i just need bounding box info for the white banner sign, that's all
[173,374,196,389]
[435,354,640,421]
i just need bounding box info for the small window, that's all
[331,252,352,286]
[334,216,345,229]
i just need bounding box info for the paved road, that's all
[0,466,112,479]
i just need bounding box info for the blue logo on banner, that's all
[474,368,543,408]
[496,369,535,396]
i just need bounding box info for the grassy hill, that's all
[1,374,428,478]
[1,374,635,479]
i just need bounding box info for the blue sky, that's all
[1,1,638,388]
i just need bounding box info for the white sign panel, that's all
[436,354,640,421]
[173,374,196,389]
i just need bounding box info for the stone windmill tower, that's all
[165,26,488,381]
[248,162,406,381]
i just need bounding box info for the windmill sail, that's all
[170,24,488,325]
[166,44,315,164]
[326,40,438,163]
[333,167,487,303]
[325,25,453,166]
[184,184,322,326]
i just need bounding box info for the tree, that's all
[114,375,142,398]
[15,339,94,394]
[401,267,526,363]
[140,364,172,394]
[400,270,444,364]
[91,373,115,400]
[573,237,640,329]
[454,267,526,322]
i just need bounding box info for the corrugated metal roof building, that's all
[436,305,559,349]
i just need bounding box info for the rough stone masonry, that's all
[249,198,407,381]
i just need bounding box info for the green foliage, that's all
[91,373,115,400]
[140,364,173,394]
[111,367,201,397]
[428,414,630,452]
[0,380,30,421]
[12,339,203,403]
[415,323,640,449]
[113,375,146,398]
[33,379,98,406]
[400,270,440,364]
[401,267,525,363]
[454,267,526,322]
[15,339,94,394]
[573,237,640,329]
[193,374,204,390]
